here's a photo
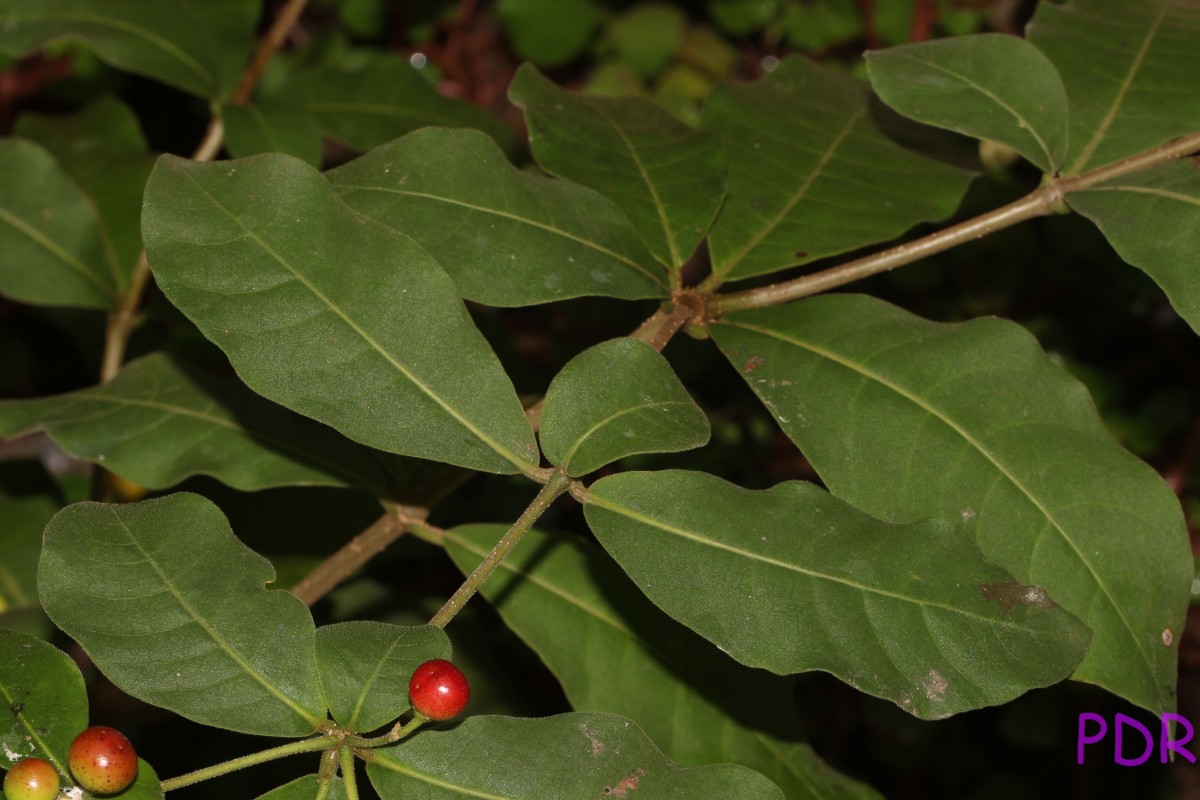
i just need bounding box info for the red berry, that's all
[68,725,138,795]
[3,757,60,800]
[408,659,470,721]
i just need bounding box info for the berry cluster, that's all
[3,726,137,799]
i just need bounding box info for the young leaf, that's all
[1067,161,1200,334]
[367,712,784,799]
[710,295,1191,715]
[1027,0,1200,175]
[0,353,419,498]
[444,524,883,800]
[866,34,1069,173]
[15,96,155,289]
[0,0,257,99]
[142,153,539,475]
[282,57,516,155]
[327,128,668,306]
[539,338,710,476]
[223,104,324,168]
[0,631,88,774]
[583,470,1091,720]
[315,622,450,733]
[255,776,347,800]
[38,493,327,736]
[0,139,113,309]
[702,56,973,282]
[510,65,727,274]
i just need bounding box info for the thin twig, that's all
[230,0,313,106]
[708,130,1200,317]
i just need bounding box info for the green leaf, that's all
[327,127,668,306]
[1027,0,1200,175]
[0,138,114,309]
[1067,161,1200,334]
[115,760,164,800]
[539,338,710,476]
[0,353,422,497]
[142,153,539,475]
[866,34,1069,173]
[702,56,973,282]
[0,0,257,98]
[444,525,882,800]
[0,466,59,612]
[607,3,687,79]
[224,104,324,168]
[497,0,603,68]
[584,470,1090,719]
[0,631,88,777]
[38,493,327,736]
[510,65,727,274]
[15,96,155,289]
[315,622,450,733]
[708,0,780,36]
[368,712,784,799]
[255,776,347,800]
[710,295,1191,715]
[283,57,516,155]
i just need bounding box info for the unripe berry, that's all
[408,659,470,721]
[68,725,138,795]
[3,757,60,800]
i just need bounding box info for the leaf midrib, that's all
[557,399,697,473]
[0,206,113,299]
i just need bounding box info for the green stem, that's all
[159,735,335,792]
[339,745,359,800]
[708,129,1200,316]
[347,716,426,748]
[428,470,573,628]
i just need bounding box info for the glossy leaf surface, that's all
[711,296,1190,714]
[315,622,450,733]
[445,524,882,800]
[539,338,710,476]
[511,65,727,273]
[0,139,113,309]
[38,494,327,736]
[224,104,324,168]
[0,631,87,775]
[328,128,667,305]
[584,470,1090,720]
[0,354,418,497]
[703,56,972,281]
[1068,161,1200,334]
[1027,0,1200,175]
[0,0,256,98]
[15,96,155,290]
[142,153,538,475]
[368,712,784,799]
[867,34,1068,172]
[284,57,515,155]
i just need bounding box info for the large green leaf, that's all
[539,338,710,476]
[368,713,784,799]
[315,622,450,733]
[710,295,1191,714]
[866,34,1069,173]
[1067,161,1200,333]
[142,153,538,475]
[0,138,113,309]
[327,128,668,306]
[1027,0,1200,175]
[0,631,87,777]
[0,353,419,497]
[583,470,1090,719]
[702,56,973,282]
[38,493,327,736]
[224,103,324,168]
[283,57,516,155]
[256,776,347,800]
[0,0,257,98]
[444,525,882,800]
[510,65,727,274]
[15,96,155,290]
